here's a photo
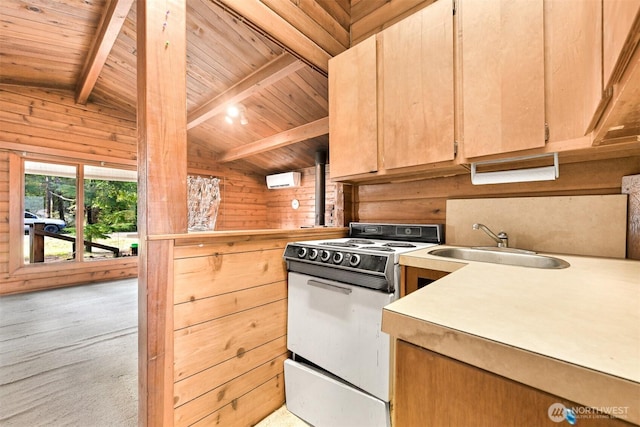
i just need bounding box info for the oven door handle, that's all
[307,279,352,295]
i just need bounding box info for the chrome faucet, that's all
[473,223,508,248]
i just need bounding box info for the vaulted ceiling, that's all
[0,0,351,175]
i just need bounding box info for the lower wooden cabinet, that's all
[393,340,634,426]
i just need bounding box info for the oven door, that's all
[287,271,395,401]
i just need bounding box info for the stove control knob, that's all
[297,247,308,258]
[332,252,344,264]
[308,248,319,260]
[349,253,361,267]
[320,250,331,262]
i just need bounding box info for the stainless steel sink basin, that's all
[428,247,570,269]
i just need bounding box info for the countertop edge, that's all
[382,309,640,425]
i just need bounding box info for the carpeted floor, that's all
[0,279,138,427]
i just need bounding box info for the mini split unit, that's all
[266,172,301,189]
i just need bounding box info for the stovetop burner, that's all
[363,247,395,252]
[382,242,416,248]
[319,242,359,248]
[345,239,376,245]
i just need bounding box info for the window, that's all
[83,165,138,261]
[22,159,137,266]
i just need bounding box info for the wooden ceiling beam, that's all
[75,0,134,105]
[187,52,305,130]
[218,116,329,162]
[216,0,333,72]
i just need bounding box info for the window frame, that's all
[9,152,137,275]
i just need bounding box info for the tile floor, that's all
[256,405,309,426]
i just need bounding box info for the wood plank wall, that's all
[354,155,640,226]
[265,166,337,228]
[0,85,139,294]
[172,239,288,426]
[169,228,347,425]
[1,85,344,294]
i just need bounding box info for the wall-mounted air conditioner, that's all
[266,172,301,189]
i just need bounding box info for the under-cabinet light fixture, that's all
[470,152,559,185]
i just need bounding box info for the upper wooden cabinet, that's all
[544,0,602,144]
[603,0,640,89]
[459,0,546,159]
[591,2,640,144]
[329,36,378,178]
[381,0,455,169]
[329,0,455,180]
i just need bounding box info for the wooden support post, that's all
[29,223,45,263]
[137,0,187,425]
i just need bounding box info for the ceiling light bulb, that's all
[225,115,233,124]
[227,105,240,118]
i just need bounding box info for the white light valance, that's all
[471,153,559,185]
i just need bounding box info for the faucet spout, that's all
[473,223,508,248]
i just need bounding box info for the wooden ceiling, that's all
[0,0,432,175]
[0,0,350,175]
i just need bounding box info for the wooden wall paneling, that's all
[219,175,270,230]
[0,85,139,295]
[174,280,286,332]
[0,86,137,165]
[174,344,287,425]
[191,374,285,426]
[174,335,286,407]
[173,248,286,303]
[171,231,351,425]
[355,156,640,227]
[265,166,336,228]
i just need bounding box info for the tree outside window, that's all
[23,161,137,264]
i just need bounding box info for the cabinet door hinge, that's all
[544,122,549,143]
[454,140,458,157]
[452,0,456,15]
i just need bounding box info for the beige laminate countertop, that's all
[382,246,640,424]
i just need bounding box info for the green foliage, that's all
[84,180,138,234]
[84,223,111,241]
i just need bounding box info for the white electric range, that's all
[283,223,444,427]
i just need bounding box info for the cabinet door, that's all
[603,0,640,88]
[460,0,545,158]
[329,36,378,179]
[545,0,602,142]
[394,341,634,426]
[381,0,455,169]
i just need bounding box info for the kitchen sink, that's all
[428,247,570,269]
